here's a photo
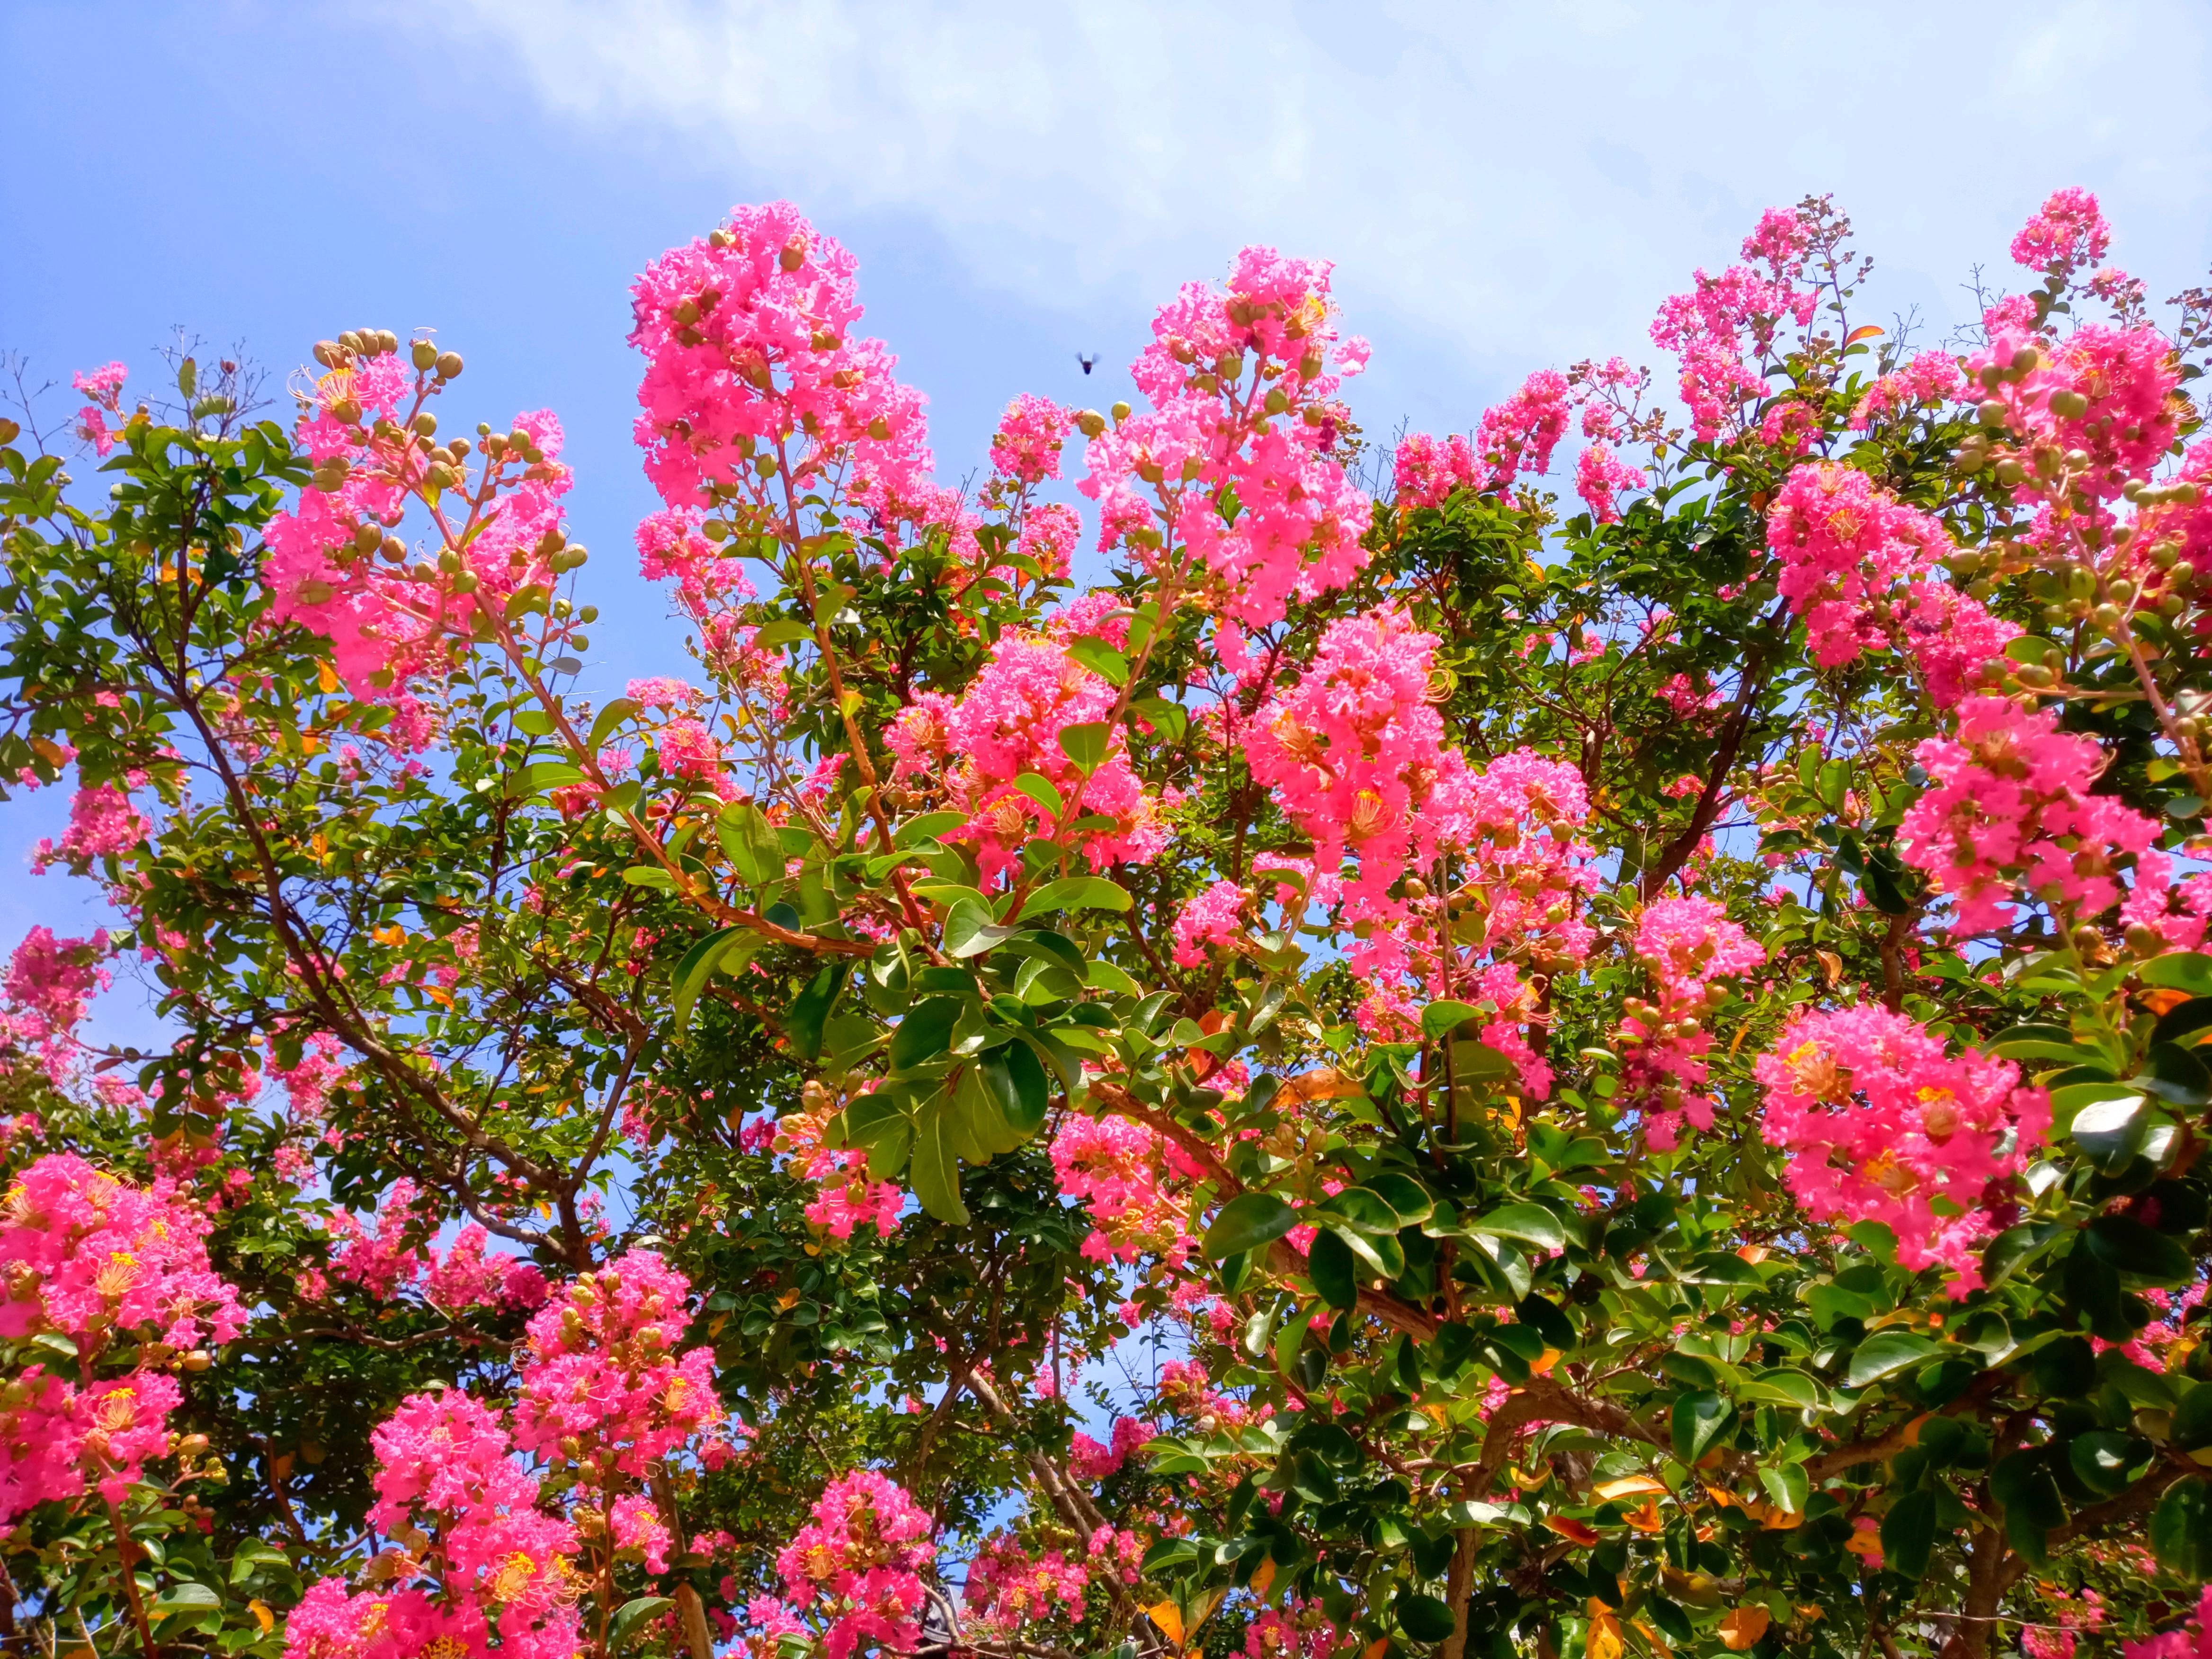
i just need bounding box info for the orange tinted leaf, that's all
[1543,1515,1600,1546]
[1148,1604,1185,1650]
[1249,1559,1276,1600]
[1594,1475,1668,1502]
[1846,325,1886,344]
[1719,1607,1771,1651]
[1622,1499,1666,1534]
[1586,1612,1623,1659]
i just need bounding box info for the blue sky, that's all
[4,0,2212,1016]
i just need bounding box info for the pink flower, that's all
[1756,1005,2049,1292]
[775,1471,936,1659]
[990,394,1074,487]
[1081,245,1373,633]
[1849,349,1964,430]
[512,1250,729,1479]
[655,717,723,781]
[2011,187,2110,277]
[0,1152,244,1351]
[1898,694,2161,935]
[1171,880,1248,966]
[1574,442,1645,524]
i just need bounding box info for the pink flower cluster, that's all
[965,1532,1090,1632]
[71,362,126,457]
[1083,245,1373,634]
[0,1156,244,1518]
[265,345,576,723]
[323,1179,546,1311]
[1622,897,1765,1152]
[0,1152,244,1351]
[1574,441,1646,524]
[1766,462,1952,666]
[1848,349,1964,431]
[4,927,112,1070]
[1765,462,2018,708]
[1242,1600,1338,1659]
[1897,695,2161,935]
[287,1391,581,1659]
[888,630,1167,884]
[1756,1005,2049,1292]
[772,1470,936,1659]
[1049,1114,1194,1266]
[512,1250,730,1480]
[1171,879,1249,967]
[1067,1414,1153,1482]
[2123,1584,2212,1659]
[2010,186,2111,278]
[1968,319,2181,503]
[990,394,1073,488]
[629,201,931,515]
[31,782,149,871]
[1649,205,1818,443]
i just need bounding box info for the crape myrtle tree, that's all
[5,186,2212,1659]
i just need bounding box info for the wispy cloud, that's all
[399,0,2211,377]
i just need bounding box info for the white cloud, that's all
[395,0,2212,381]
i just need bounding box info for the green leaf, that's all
[1846,1330,1941,1387]
[2085,1214,2194,1282]
[1395,1591,1457,1644]
[889,995,964,1070]
[910,1100,970,1224]
[2141,953,2212,994]
[621,865,675,890]
[152,1583,222,1617]
[717,800,785,886]
[1881,1489,1937,1581]
[610,1597,675,1651]
[1011,773,1066,819]
[2154,1478,2212,1579]
[752,618,812,649]
[787,965,842,1061]
[944,901,1019,959]
[1057,722,1113,774]
[1065,637,1130,685]
[2175,1382,2212,1450]
[2068,1429,2150,1498]
[1420,999,1482,1039]
[1983,1022,2093,1063]
[1469,1203,1565,1253]
[2067,1090,2151,1168]
[671,925,740,1033]
[1670,1391,1732,1466]
[978,1042,1049,1137]
[1308,1228,1356,1310]
[1016,876,1132,921]
[585,696,639,755]
[1131,696,1189,744]
[1318,1186,1403,1235]
[1204,1193,1299,1261]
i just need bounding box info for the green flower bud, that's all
[2048,389,2089,419]
[412,339,439,371]
[435,351,464,381]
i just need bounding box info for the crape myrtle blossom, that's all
[1897,695,2162,936]
[0,1155,245,1518]
[72,362,126,457]
[771,1470,936,1659]
[1083,244,1373,637]
[1765,460,2019,708]
[629,201,932,516]
[1757,1004,2050,1293]
[1623,897,1765,1153]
